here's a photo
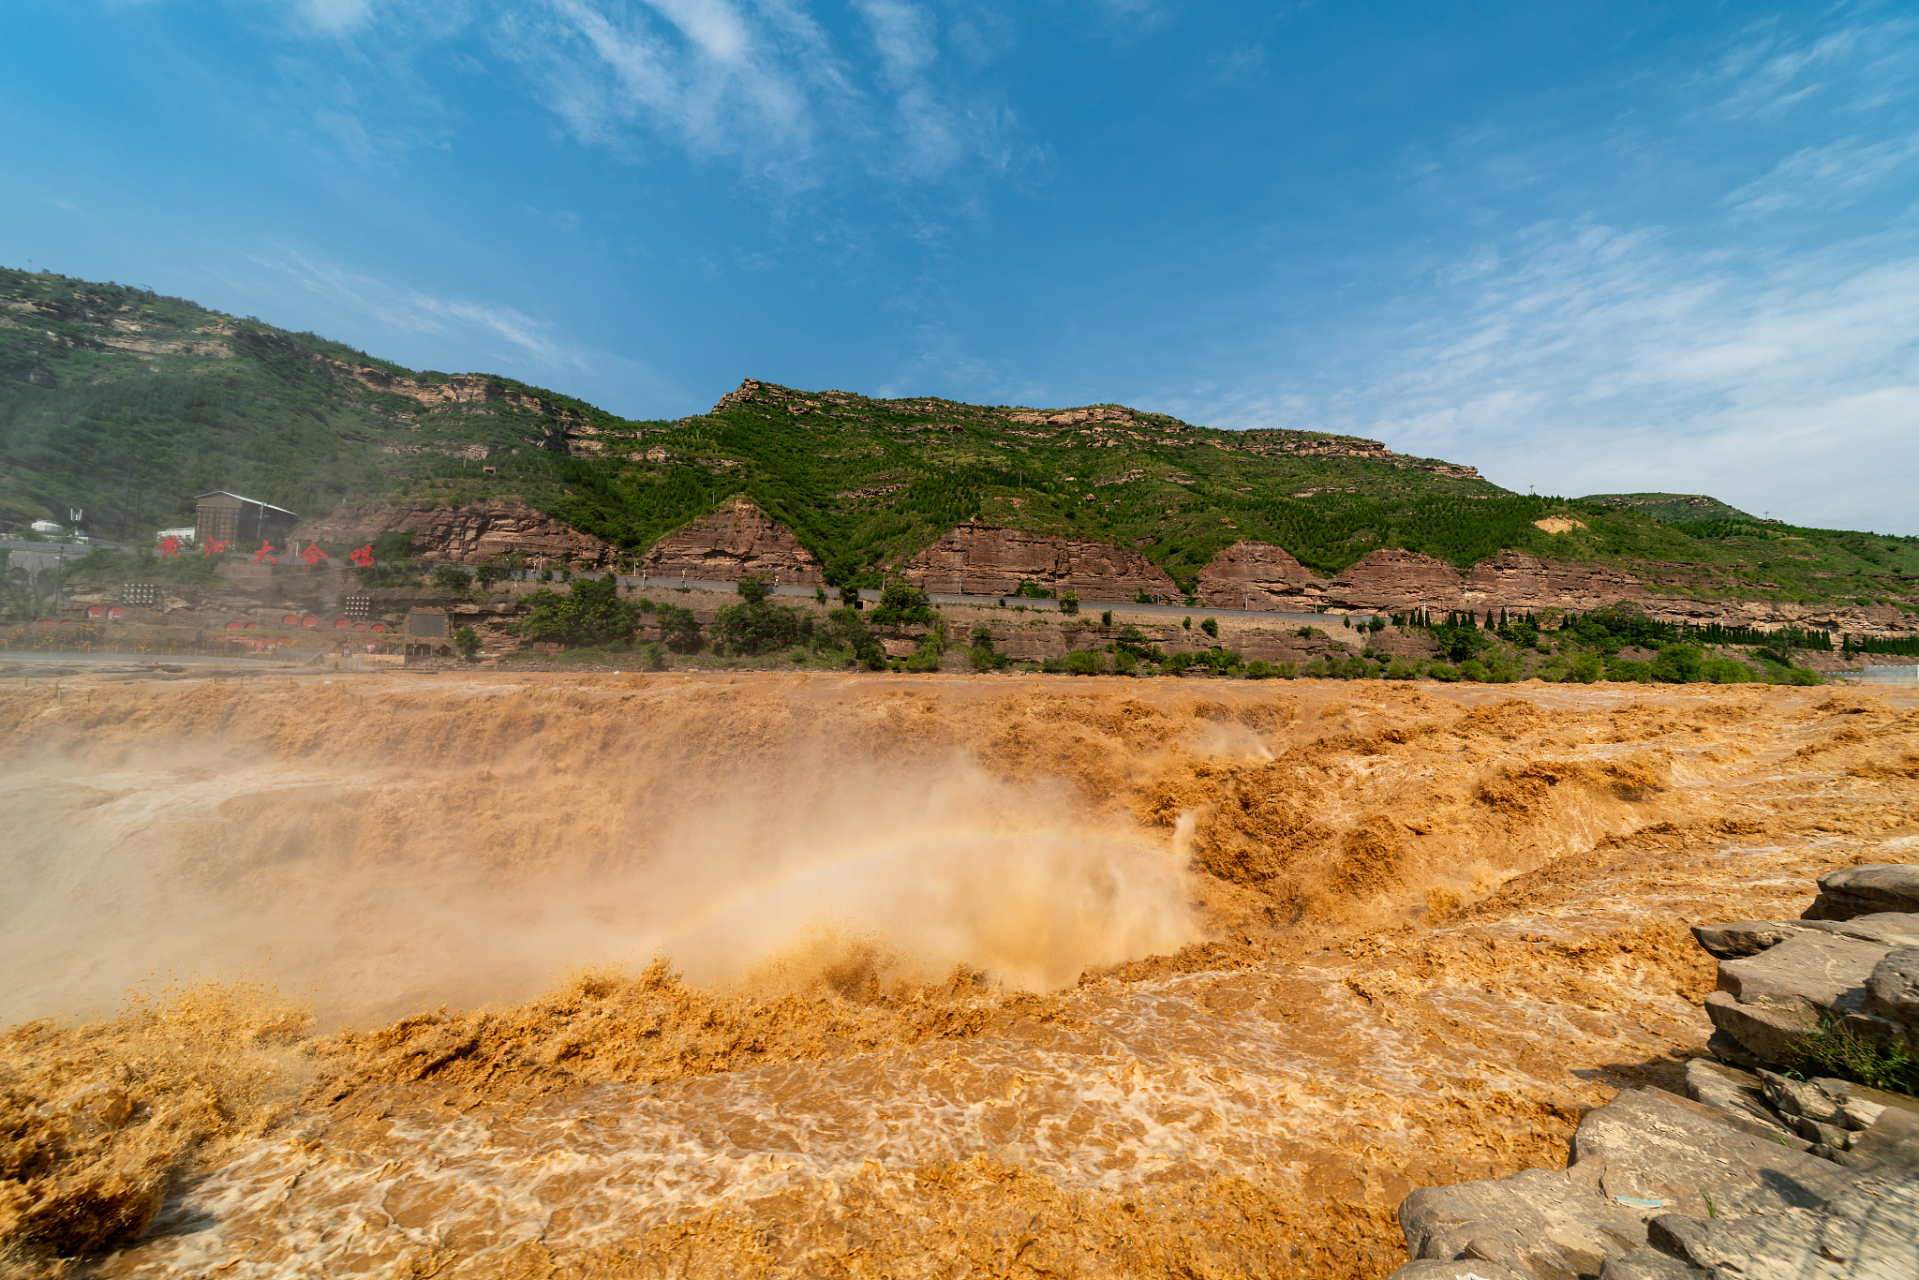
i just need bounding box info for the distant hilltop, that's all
[1580,493,1758,523]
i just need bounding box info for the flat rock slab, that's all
[1804,864,1919,921]
[1645,1174,1919,1280]
[1693,915,1919,960]
[1682,1058,1800,1143]
[1387,1262,1537,1280]
[1398,1089,1864,1280]
[1571,1088,1857,1219]
[1716,932,1884,1011]
[1398,1166,1647,1280]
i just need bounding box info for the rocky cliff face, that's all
[903,520,1180,601]
[289,502,619,569]
[1195,541,1911,631]
[636,496,825,585]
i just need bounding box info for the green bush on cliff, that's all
[519,577,640,647]
[1701,656,1756,684]
[1652,643,1705,683]
[655,602,703,653]
[714,579,809,656]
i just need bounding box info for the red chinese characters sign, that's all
[251,541,277,564]
[203,540,232,558]
[349,544,376,569]
[155,536,182,559]
[300,542,330,566]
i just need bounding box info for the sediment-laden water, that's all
[2,671,1914,1277]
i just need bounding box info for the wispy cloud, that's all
[1185,217,1919,532]
[252,248,587,369]
[1723,131,1919,219]
[1704,13,1919,121]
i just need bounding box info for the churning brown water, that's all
[2,671,1916,1278]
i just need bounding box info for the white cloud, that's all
[252,248,587,369]
[1183,220,1919,534]
[292,0,378,34]
[1723,132,1919,218]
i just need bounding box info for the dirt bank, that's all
[1,674,1915,1278]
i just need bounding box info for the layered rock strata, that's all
[1385,866,1919,1280]
[289,502,619,569]
[636,496,825,586]
[903,520,1179,601]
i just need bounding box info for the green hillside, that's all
[1581,492,1755,523]
[4,264,1917,604]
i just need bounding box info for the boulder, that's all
[1804,865,1919,921]
[1690,920,1811,960]
[1387,1262,1536,1280]
[1639,1174,1919,1279]
[1681,1058,1801,1142]
[1867,947,1919,1024]
[1396,1165,1646,1280]
[1389,1088,1865,1280]
[1703,928,1919,1065]
[1596,1250,1705,1280]
[1570,1088,1855,1218]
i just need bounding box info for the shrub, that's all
[1702,657,1755,684]
[1064,648,1103,675]
[970,625,995,651]
[371,530,416,563]
[1059,590,1081,616]
[1199,617,1219,639]
[640,641,667,670]
[968,646,997,672]
[475,558,506,590]
[817,607,886,669]
[1604,658,1653,683]
[1792,1013,1919,1096]
[1568,652,1604,684]
[1112,646,1139,675]
[737,575,769,605]
[872,579,936,625]
[1458,658,1490,682]
[1426,662,1461,682]
[1100,610,1113,626]
[714,595,805,655]
[1431,624,1491,664]
[656,602,703,653]
[430,564,474,592]
[1385,658,1419,680]
[1113,625,1164,664]
[1653,643,1705,683]
[453,625,479,659]
[903,630,945,672]
[520,579,641,647]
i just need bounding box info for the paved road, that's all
[606,575,1385,626]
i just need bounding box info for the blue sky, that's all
[4,1,1916,533]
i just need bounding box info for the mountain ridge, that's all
[2,264,1915,627]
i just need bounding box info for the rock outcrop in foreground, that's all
[1386,864,1919,1280]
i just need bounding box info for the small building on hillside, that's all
[195,492,300,548]
[404,607,453,658]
